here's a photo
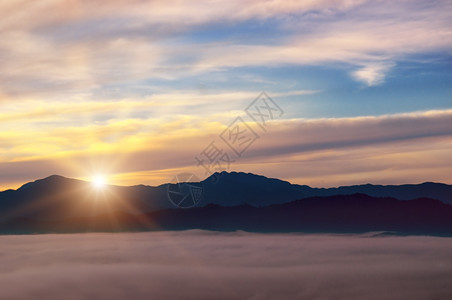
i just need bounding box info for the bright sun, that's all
[92,175,107,189]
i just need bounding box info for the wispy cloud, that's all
[351,62,395,86]
[0,0,450,99]
[1,0,451,188]
[1,109,451,189]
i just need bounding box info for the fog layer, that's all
[0,231,451,299]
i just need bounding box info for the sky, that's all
[0,0,451,190]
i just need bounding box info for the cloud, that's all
[351,62,395,86]
[0,0,451,98]
[252,110,452,159]
[0,231,451,300]
[0,0,367,32]
[0,0,451,188]
[1,109,451,190]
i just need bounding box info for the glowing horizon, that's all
[1,0,451,191]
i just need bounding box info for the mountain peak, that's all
[18,174,75,191]
[43,174,67,181]
[205,171,291,185]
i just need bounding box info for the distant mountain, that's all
[2,194,452,236]
[1,172,451,226]
[203,171,452,205]
[0,175,175,222]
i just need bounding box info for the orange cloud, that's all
[1,109,451,190]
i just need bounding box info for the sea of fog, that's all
[0,231,451,299]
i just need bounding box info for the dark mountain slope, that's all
[1,172,451,224]
[2,194,452,236]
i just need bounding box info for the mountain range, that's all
[1,172,452,235]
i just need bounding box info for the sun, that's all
[92,174,107,189]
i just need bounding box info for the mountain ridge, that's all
[202,171,452,206]
[2,193,452,236]
[1,172,451,224]
[3,172,450,199]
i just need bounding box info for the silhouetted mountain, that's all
[2,194,452,236]
[145,194,452,235]
[202,172,303,206]
[203,171,452,205]
[0,175,175,222]
[1,172,452,230]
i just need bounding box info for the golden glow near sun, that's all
[92,175,107,189]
